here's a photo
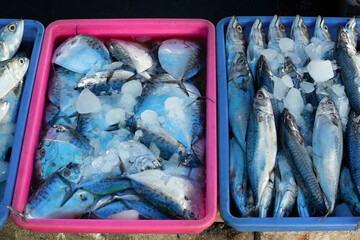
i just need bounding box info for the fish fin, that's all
[178,80,190,96]
[355,221,360,231]
[320,209,332,222]
[4,203,27,222]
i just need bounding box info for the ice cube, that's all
[274,75,293,100]
[310,37,322,44]
[76,89,102,114]
[261,49,278,61]
[105,108,126,126]
[89,138,101,156]
[107,210,140,220]
[118,93,137,114]
[134,130,143,141]
[284,88,305,117]
[304,103,314,112]
[330,84,345,97]
[121,80,142,98]
[307,60,334,82]
[279,38,295,53]
[149,142,160,159]
[277,101,285,114]
[331,60,338,71]
[300,81,315,93]
[91,156,104,169]
[140,110,159,125]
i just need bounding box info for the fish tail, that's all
[242,205,259,217]
[4,203,27,222]
[178,80,190,97]
[320,207,333,222]
[355,221,360,231]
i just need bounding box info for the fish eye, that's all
[286,115,293,120]
[280,24,285,31]
[18,58,24,64]
[324,25,328,30]
[355,28,359,35]
[326,99,333,105]
[80,194,88,201]
[39,148,46,158]
[143,165,152,170]
[236,25,242,33]
[63,170,71,177]
[256,92,264,99]
[331,113,337,118]
[341,32,346,38]
[8,24,16,32]
[189,210,196,219]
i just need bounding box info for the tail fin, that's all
[4,203,27,222]
[242,205,259,218]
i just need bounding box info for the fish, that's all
[0,57,29,99]
[228,52,254,151]
[345,17,358,47]
[259,172,275,218]
[297,188,315,217]
[345,110,360,198]
[226,16,246,76]
[126,169,204,220]
[268,15,287,52]
[133,82,204,167]
[273,152,298,218]
[246,87,277,211]
[0,81,23,124]
[229,138,251,215]
[280,108,327,215]
[339,167,360,216]
[312,97,343,217]
[79,177,133,195]
[52,34,112,74]
[48,67,84,120]
[106,39,153,79]
[90,199,129,219]
[247,18,266,78]
[0,20,24,61]
[290,15,310,67]
[334,27,360,115]
[116,140,161,174]
[255,55,279,128]
[314,16,331,42]
[158,39,202,81]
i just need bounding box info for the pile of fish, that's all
[0,20,29,200]
[227,15,360,218]
[16,35,206,220]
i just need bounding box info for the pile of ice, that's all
[305,37,334,61]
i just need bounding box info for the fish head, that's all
[249,18,266,47]
[45,124,69,140]
[226,16,245,47]
[6,57,29,80]
[345,17,358,46]
[256,55,273,79]
[0,20,24,59]
[317,97,340,127]
[71,189,95,206]
[281,108,304,144]
[129,154,162,173]
[75,76,104,89]
[335,27,356,53]
[57,162,82,185]
[253,87,272,113]
[229,52,251,80]
[290,15,309,44]
[36,139,57,164]
[183,184,205,220]
[314,16,331,41]
[268,15,287,43]
[282,56,296,75]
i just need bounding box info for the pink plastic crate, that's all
[11,19,217,234]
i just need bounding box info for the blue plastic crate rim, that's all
[0,19,44,229]
[217,16,360,232]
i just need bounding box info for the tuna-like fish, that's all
[268,15,287,52]
[126,169,204,220]
[226,16,246,75]
[312,97,343,217]
[52,34,112,74]
[335,27,360,114]
[259,172,275,218]
[273,152,298,218]
[314,16,331,42]
[340,167,360,216]
[246,88,277,211]
[228,52,254,151]
[0,57,29,99]
[290,15,310,67]
[0,20,24,61]
[247,18,266,78]
[280,108,327,215]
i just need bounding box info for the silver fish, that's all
[226,16,246,75]
[259,172,275,218]
[246,87,277,211]
[0,57,29,99]
[314,16,331,41]
[247,18,266,78]
[127,169,204,220]
[268,15,287,52]
[290,15,310,67]
[312,97,343,217]
[339,167,360,216]
[0,20,24,61]
[52,34,112,74]
[273,152,298,218]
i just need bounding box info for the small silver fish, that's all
[0,20,24,61]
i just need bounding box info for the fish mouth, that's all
[292,15,302,29]
[253,18,263,31]
[269,15,278,28]
[345,16,357,29]
[315,16,324,29]
[229,16,239,29]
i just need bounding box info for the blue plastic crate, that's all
[0,19,44,229]
[217,16,360,231]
